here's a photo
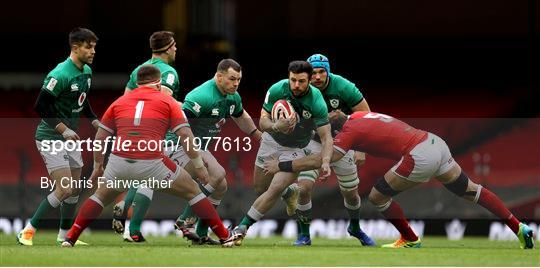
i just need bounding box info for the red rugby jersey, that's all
[334,111,428,160]
[100,86,188,159]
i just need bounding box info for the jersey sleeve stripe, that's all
[350,97,364,108]
[99,123,115,134]
[171,123,190,133]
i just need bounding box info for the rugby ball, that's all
[271,99,296,122]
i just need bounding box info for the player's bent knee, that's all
[216,178,228,193]
[298,184,312,198]
[443,171,472,197]
[373,178,401,198]
[298,170,319,182]
[137,187,154,200]
[337,173,359,192]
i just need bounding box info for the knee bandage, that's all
[443,171,474,197]
[337,173,359,191]
[374,178,401,197]
[298,170,319,181]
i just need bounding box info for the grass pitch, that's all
[1,231,537,266]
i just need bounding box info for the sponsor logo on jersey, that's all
[78,92,87,107]
[212,108,219,116]
[215,118,226,129]
[71,84,79,92]
[166,73,175,85]
[302,110,312,119]
[330,99,339,108]
[229,105,235,115]
[46,78,58,91]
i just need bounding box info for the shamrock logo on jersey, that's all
[330,99,339,108]
[302,110,312,119]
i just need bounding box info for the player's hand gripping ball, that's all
[271,99,298,133]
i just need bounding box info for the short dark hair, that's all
[69,27,98,46]
[288,61,313,77]
[217,58,242,73]
[150,31,175,53]
[137,65,161,85]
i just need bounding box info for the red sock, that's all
[477,187,520,233]
[66,197,103,242]
[191,197,229,240]
[380,201,418,241]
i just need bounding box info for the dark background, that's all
[0,0,538,117]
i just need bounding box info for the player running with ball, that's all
[264,111,535,249]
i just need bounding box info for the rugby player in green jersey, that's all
[290,54,375,246]
[223,61,333,246]
[17,28,99,246]
[111,31,184,241]
[115,59,262,244]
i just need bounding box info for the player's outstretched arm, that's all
[263,149,345,175]
[317,124,333,176]
[232,109,262,141]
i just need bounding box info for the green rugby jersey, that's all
[35,57,93,141]
[321,73,364,114]
[262,79,329,148]
[182,79,243,140]
[127,57,180,143]
[126,57,180,98]
[313,73,365,142]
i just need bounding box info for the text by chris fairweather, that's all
[40,176,172,191]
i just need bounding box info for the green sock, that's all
[129,193,151,234]
[59,201,78,230]
[195,219,209,237]
[123,187,138,217]
[239,215,257,228]
[177,205,196,222]
[30,193,60,228]
[297,208,312,237]
[281,185,293,199]
[346,206,361,233]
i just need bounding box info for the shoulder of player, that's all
[83,65,92,75]
[267,79,288,94]
[186,79,213,97]
[329,73,356,90]
[45,61,72,84]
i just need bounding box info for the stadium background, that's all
[0,0,538,239]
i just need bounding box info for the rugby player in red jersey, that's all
[263,111,534,249]
[61,65,233,247]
